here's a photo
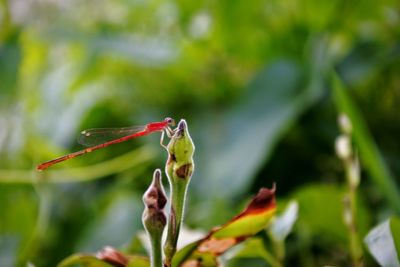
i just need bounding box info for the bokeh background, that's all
[1,0,400,266]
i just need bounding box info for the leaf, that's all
[293,184,370,246]
[364,217,400,267]
[90,35,177,67]
[0,186,39,265]
[57,247,150,267]
[232,238,270,260]
[172,186,276,267]
[391,218,400,262]
[77,193,144,252]
[294,185,347,243]
[331,72,400,213]
[0,32,21,104]
[127,255,151,267]
[269,200,298,241]
[192,59,325,200]
[57,254,114,267]
[232,238,280,267]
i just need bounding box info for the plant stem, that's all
[142,169,167,267]
[0,146,155,184]
[336,113,363,267]
[344,155,364,267]
[164,178,188,264]
[149,230,163,267]
[261,247,283,267]
[272,239,285,265]
[0,0,12,43]
[332,74,400,213]
[163,120,195,267]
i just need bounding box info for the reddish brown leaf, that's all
[172,186,277,267]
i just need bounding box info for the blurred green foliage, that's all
[1,0,400,266]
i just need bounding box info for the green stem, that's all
[335,112,364,266]
[0,146,155,184]
[149,230,163,267]
[344,157,363,267]
[142,169,167,267]
[262,245,283,267]
[162,119,195,267]
[272,239,285,265]
[164,178,188,264]
[17,183,52,266]
[332,73,400,213]
[0,0,12,43]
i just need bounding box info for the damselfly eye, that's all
[165,117,175,126]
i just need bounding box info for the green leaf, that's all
[213,209,275,239]
[331,72,400,213]
[193,59,325,200]
[293,184,370,245]
[126,257,150,267]
[170,241,200,267]
[57,254,114,267]
[294,185,347,243]
[77,193,143,252]
[233,238,269,259]
[0,186,38,265]
[212,187,276,239]
[57,248,150,267]
[0,32,21,104]
[232,238,280,267]
[391,218,400,262]
[364,217,400,267]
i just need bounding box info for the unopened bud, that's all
[166,119,195,182]
[335,135,352,160]
[143,169,167,233]
[164,119,195,263]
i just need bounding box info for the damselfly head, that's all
[164,117,175,126]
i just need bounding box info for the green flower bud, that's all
[164,119,195,266]
[166,119,195,182]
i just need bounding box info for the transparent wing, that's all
[77,125,146,147]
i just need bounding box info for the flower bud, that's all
[164,119,195,264]
[142,169,167,234]
[335,135,352,160]
[166,119,195,182]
